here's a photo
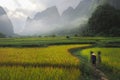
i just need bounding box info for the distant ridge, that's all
[0,6,14,36]
[22,0,99,35]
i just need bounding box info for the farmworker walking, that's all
[90,51,96,67]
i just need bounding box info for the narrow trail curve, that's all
[95,68,108,80]
[69,46,109,80]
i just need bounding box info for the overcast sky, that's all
[0,0,82,33]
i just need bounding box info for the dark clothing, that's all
[92,55,96,64]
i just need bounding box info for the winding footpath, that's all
[95,69,108,80]
[69,46,109,80]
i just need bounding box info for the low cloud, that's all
[7,10,27,33]
[20,20,57,35]
[0,0,84,34]
[20,16,88,36]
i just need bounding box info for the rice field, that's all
[0,44,90,80]
[0,67,80,80]
[0,36,119,80]
[0,45,90,66]
[80,48,120,80]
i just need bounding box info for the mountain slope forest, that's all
[82,4,120,37]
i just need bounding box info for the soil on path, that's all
[93,66,109,80]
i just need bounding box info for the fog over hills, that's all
[21,0,98,36]
[22,6,61,35]
[0,6,14,36]
[0,0,120,36]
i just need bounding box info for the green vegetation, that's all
[83,4,120,37]
[81,48,120,80]
[70,46,98,80]
[0,37,120,47]
[0,33,5,38]
[0,37,120,80]
[0,37,93,47]
[0,45,88,66]
[0,67,80,80]
[0,45,90,80]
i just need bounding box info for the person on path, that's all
[91,51,97,67]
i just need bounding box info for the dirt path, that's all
[93,67,109,80]
[69,47,109,80]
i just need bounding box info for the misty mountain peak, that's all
[75,0,92,10]
[61,6,74,21]
[62,7,74,15]
[26,17,32,22]
[0,6,6,16]
[46,6,58,11]
[0,6,14,36]
[34,6,60,20]
[23,0,99,35]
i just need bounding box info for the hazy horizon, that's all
[0,0,82,34]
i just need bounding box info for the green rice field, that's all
[0,37,120,80]
[0,44,89,80]
[80,48,120,80]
